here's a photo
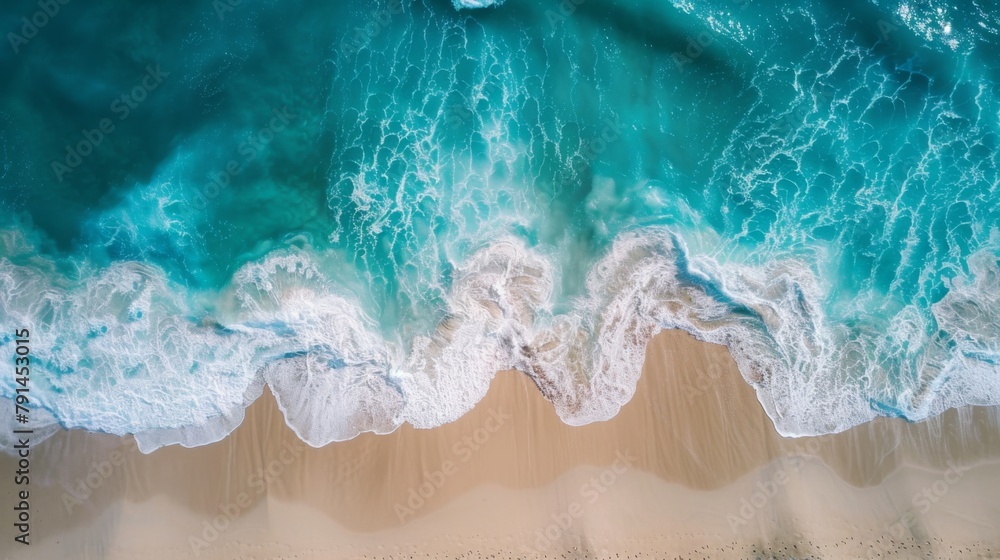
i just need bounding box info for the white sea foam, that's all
[451,0,505,9]
[231,252,403,445]
[0,258,271,452]
[918,249,1000,414]
[2,227,999,454]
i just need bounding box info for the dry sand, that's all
[2,329,1000,559]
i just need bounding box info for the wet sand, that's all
[2,329,1000,559]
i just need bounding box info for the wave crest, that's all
[3,227,999,453]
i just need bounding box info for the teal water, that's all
[1,0,998,450]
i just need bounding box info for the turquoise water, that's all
[1,0,998,450]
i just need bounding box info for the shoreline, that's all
[3,329,1000,559]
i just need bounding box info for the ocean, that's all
[1,0,998,452]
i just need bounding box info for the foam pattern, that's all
[2,0,1000,453]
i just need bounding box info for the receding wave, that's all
[2,0,999,452]
[2,225,999,452]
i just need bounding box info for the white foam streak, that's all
[3,228,999,453]
[451,0,505,9]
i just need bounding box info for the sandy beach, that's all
[3,329,1000,559]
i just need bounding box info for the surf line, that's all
[12,328,32,546]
